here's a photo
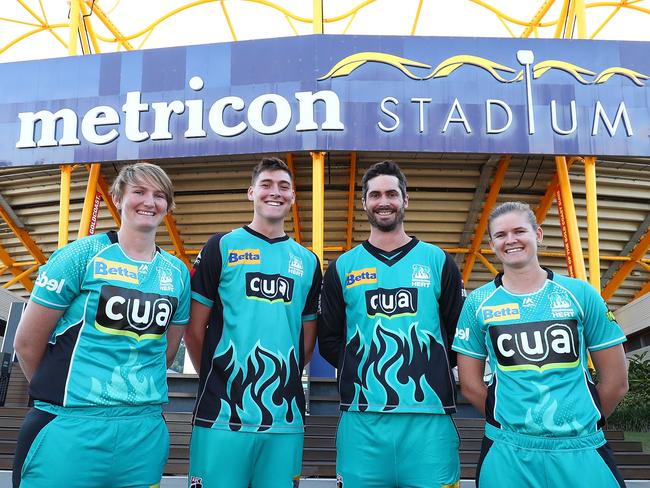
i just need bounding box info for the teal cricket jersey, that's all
[452,269,626,437]
[190,226,321,433]
[29,231,191,407]
[318,238,465,414]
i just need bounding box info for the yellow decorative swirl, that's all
[594,67,649,86]
[318,52,431,80]
[425,55,518,82]
[533,60,595,84]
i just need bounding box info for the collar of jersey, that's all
[362,237,418,267]
[107,230,161,262]
[243,225,290,244]
[494,266,554,289]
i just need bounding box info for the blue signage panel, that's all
[1,35,649,166]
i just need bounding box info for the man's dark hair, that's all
[361,160,408,200]
[251,157,292,185]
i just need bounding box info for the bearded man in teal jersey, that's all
[318,160,465,488]
[185,157,321,488]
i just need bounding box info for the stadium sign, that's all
[1,35,649,166]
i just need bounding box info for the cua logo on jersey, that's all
[95,285,177,340]
[482,303,520,323]
[345,267,377,288]
[35,271,65,293]
[93,257,139,284]
[246,272,294,303]
[228,248,261,266]
[489,319,579,372]
[365,287,417,318]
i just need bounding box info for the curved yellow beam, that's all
[470,0,556,27]
[586,2,650,14]
[0,24,67,56]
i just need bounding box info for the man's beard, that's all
[366,206,405,232]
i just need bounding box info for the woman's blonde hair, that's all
[488,201,538,238]
[110,162,175,211]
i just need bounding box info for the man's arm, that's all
[184,300,211,374]
[166,326,185,369]
[303,320,317,365]
[14,301,64,382]
[591,344,628,418]
[457,354,487,416]
[317,260,346,368]
[439,252,465,367]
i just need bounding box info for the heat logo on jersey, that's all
[345,267,377,288]
[93,257,139,284]
[365,287,417,318]
[489,319,579,372]
[482,303,520,323]
[228,248,261,266]
[245,272,294,303]
[96,285,177,340]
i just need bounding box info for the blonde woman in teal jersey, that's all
[13,163,190,488]
[453,201,628,488]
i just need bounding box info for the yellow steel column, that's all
[346,152,357,250]
[584,157,601,289]
[58,165,73,248]
[78,164,102,238]
[311,152,326,268]
[68,0,81,56]
[602,227,650,300]
[535,157,577,224]
[574,0,587,39]
[462,156,510,284]
[96,174,121,226]
[555,156,587,281]
[313,0,324,34]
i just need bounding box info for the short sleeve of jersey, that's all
[581,281,626,351]
[452,293,488,359]
[191,233,224,308]
[30,238,89,310]
[302,253,322,322]
[171,263,191,325]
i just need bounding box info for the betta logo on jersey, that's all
[365,287,417,318]
[489,319,579,372]
[246,272,294,303]
[345,267,377,288]
[96,285,178,340]
[93,257,139,284]
[228,248,261,266]
[482,303,520,323]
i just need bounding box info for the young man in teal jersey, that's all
[453,202,628,487]
[318,160,465,488]
[185,157,322,488]
[13,163,191,488]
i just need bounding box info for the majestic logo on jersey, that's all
[336,474,344,488]
[365,287,417,318]
[549,290,574,318]
[522,297,535,307]
[189,476,203,488]
[345,267,377,288]
[489,319,579,372]
[411,264,431,288]
[93,258,139,284]
[228,248,261,266]
[288,254,304,277]
[95,285,177,340]
[246,272,294,303]
[35,270,65,293]
[481,303,520,323]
